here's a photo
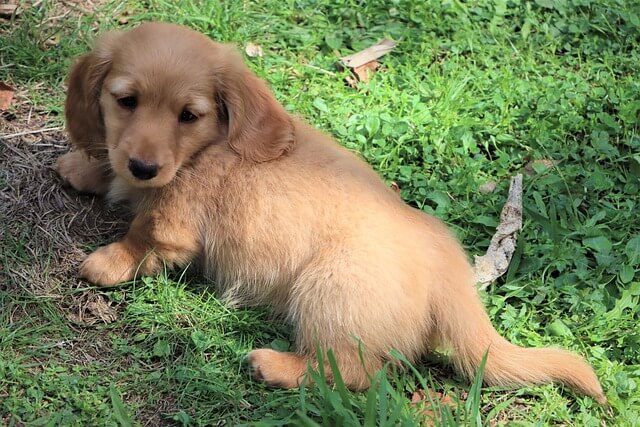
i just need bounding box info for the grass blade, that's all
[363,372,379,427]
[326,349,353,412]
[109,384,133,427]
[466,350,488,427]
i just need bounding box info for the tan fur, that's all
[55,151,110,194]
[57,22,606,404]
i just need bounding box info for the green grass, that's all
[2,0,639,425]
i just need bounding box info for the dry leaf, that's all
[65,294,119,326]
[245,42,263,58]
[524,159,558,176]
[340,39,397,69]
[340,39,396,88]
[390,181,401,193]
[345,75,358,89]
[474,174,523,289]
[113,4,139,25]
[0,82,15,111]
[479,181,497,194]
[117,11,131,25]
[87,298,118,323]
[410,389,455,425]
[0,4,19,19]
[353,60,380,84]
[43,35,60,49]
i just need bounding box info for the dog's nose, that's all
[128,158,159,180]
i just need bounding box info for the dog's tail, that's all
[434,273,606,404]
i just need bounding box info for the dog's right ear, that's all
[213,44,295,163]
[64,32,121,157]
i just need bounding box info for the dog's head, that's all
[65,22,294,188]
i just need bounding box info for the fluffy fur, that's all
[56,22,606,404]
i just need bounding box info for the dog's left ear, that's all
[65,31,122,157]
[214,45,295,163]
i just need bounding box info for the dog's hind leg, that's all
[245,349,309,388]
[246,346,381,390]
[247,249,417,390]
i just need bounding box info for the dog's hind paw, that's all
[246,349,308,389]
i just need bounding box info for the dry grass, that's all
[1,95,128,326]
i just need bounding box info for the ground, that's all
[1,0,639,426]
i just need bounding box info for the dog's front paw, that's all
[55,151,109,195]
[80,242,138,286]
[246,349,308,389]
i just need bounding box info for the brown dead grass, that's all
[1,95,128,325]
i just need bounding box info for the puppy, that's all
[56,22,606,404]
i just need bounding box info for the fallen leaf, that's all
[245,42,263,58]
[353,60,380,84]
[390,181,401,193]
[87,298,118,324]
[345,75,358,89]
[65,294,119,326]
[411,388,453,405]
[523,159,558,176]
[340,39,397,69]
[0,4,19,19]
[474,174,523,289]
[117,11,131,25]
[0,82,15,111]
[479,181,497,194]
[410,389,455,425]
[43,35,60,49]
[340,39,396,88]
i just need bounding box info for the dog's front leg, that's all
[80,210,200,286]
[55,151,111,195]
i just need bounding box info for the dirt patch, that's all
[135,394,181,427]
[1,97,128,322]
[0,0,115,28]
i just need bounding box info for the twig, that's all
[2,127,63,139]
[60,0,93,16]
[303,63,337,77]
[42,10,72,25]
[31,142,68,148]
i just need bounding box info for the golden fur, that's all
[56,22,606,404]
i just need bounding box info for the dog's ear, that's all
[214,45,295,163]
[64,32,121,157]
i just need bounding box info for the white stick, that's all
[2,127,63,140]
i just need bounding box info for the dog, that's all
[55,22,606,404]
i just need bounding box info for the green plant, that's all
[1,0,638,425]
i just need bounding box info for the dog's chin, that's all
[111,165,178,189]
[129,172,175,189]
[128,175,174,189]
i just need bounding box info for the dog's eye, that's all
[117,96,137,110]
[179,110,198,123]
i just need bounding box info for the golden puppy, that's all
[56,22,605,404]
